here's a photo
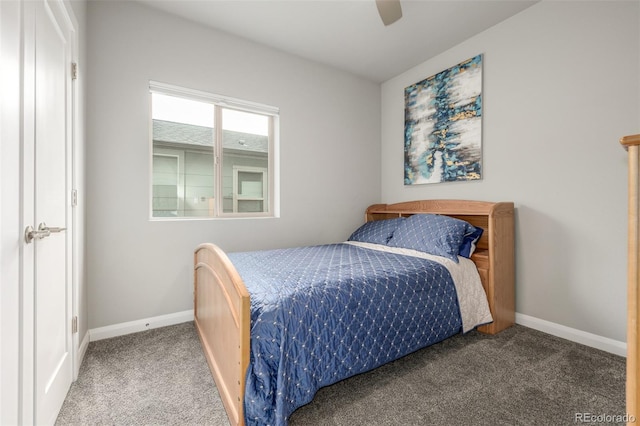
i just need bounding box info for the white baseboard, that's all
[77,331,90,366]
[515,312,626,357]
[87,310,625,357]
[73,331,90,380]
[89,310,194,342]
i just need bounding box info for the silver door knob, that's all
[39,222,66,233]
[24,222,66,243]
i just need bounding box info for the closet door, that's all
[23,0,76,423]
[1,0,77,423]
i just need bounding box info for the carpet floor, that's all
[56,322,625,425]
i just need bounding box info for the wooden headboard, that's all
[365,199,515,334]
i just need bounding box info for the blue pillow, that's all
[459,227,483,258]
[348,217,405,245]
[388,214,477,262]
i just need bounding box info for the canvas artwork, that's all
[404,54,483,185]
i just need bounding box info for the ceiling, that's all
[136,0,538,83]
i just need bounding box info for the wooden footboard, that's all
[194,243,250,426]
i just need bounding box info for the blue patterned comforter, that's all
[228,243,463,426]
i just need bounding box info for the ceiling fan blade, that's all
[375,0,402,26]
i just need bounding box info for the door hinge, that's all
[71,62,78,80]
[71,189,78,207]
[72,316,78,334]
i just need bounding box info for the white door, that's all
[24,1,75,423]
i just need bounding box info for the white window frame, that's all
[149,81,279,219]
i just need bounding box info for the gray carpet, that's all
[56,322,625,425]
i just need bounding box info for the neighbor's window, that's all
[150,82,278,219]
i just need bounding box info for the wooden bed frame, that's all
[194,199,515,426]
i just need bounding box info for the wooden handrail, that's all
[621,134,640,149]
[623,133,640,425]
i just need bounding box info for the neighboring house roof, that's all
[152,119,268,153]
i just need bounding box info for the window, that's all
[149,82,278,219]
[233,166,267,213]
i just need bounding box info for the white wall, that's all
[86,1,381,328]
[381,1,640,342]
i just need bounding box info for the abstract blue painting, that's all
[404,55,482,185]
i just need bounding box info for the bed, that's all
[194,199,515,426]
